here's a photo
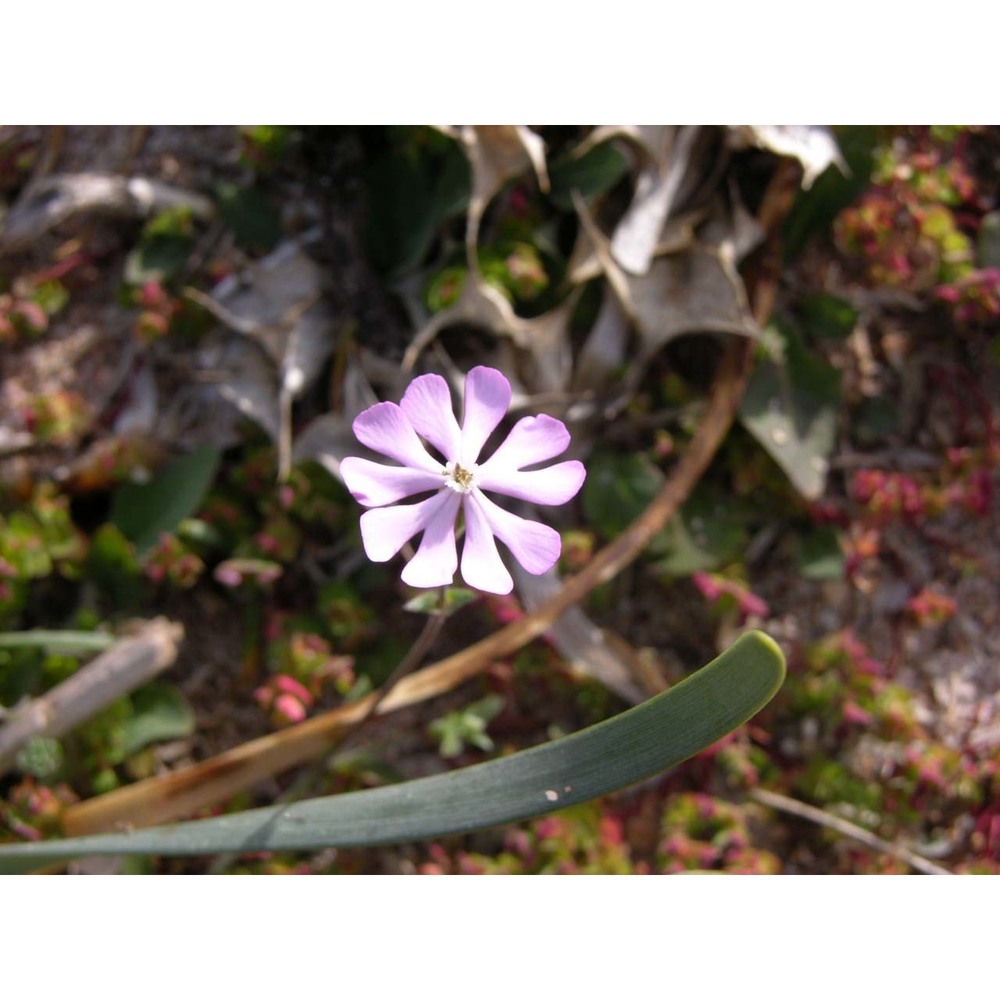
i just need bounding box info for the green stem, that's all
[334,587,449,753]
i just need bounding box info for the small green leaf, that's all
[430,694,505,758]
[215,182,282,252]
[783,125,878,258]
[86,524,140,603]
[794,526,845,581]
[124,236,193,286]
[365,132,470,276]
[124,207,197,284]
[654,488,749,577]
[240,126,294,167]
[403,587,477,617]
[15,736,63,779]
[31,279,70,317]
[799,294,858,341]
[0,631,785,873]
[121,683,195,758]
[739,322,841,500]
[549,142,629,210]
[111,447,220,554]
[3,512,53,578]
[977,210,1000,269]
[853,396,900,447]
[583,451,664,541]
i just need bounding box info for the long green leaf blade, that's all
[0,630,116,653]
[0,631,784,873]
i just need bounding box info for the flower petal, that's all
[460,494,513,595]
[401,491,462,588]
[341,457,444,508]
[471,489,562,576]
[400,373,462,462]
[478,414,570,473]
[358,490,455,563]
[353,402,442,474]
[478,460,586,506]
[460,366,512,465]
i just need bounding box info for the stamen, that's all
[444,461,478,494]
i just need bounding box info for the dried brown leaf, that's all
[202,240,333,392]
[610,125,702,275]
[627,249,759,362]
[569,190,760,379]
[445,125,549,220]
[188,239,335,475]
[728,125,846,188]
[403,273,524,372]
[0,173,214,254]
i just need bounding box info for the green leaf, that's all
[31,279,70,317]
[794,526,845,581]
[783,125,878,259]
[215,182,282,252]
[3,512,53,577]
[15,736,63,779]
[549,142,629,210]
[86,523,140,604]
[403,587,477,617]
[582,451,664,541]
[121,683,196,758]
[124,235,193,285]
[111,447,220,554]
[0,631,785,872]
[124,207,198,285]
[977,210,1000,269]
[853,396,900,447]
[799,294,858,342]
[429,694,505,758]
[739,322,841,500]
[364,132,470,276]
[654,488,749,577]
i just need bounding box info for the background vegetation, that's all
[1,125,997,873]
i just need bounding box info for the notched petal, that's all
[400,373,462,462]
[479,460,586,506]
[478,414,570,473]
[341,457,445,508]
[472,490,562,576]
[460,494,514,595]
[358,491,455,563]
[353,402,442,474]
[401,491,461,588]
[460,366,512,465]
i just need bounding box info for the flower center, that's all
[443,460,478,494]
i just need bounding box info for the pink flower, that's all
[341,366,585,595]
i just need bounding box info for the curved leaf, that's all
[111,446,220,554]
[0,631,784,873]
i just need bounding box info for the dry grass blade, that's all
[750,788,952,876]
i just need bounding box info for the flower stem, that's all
[333,588,449,753]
